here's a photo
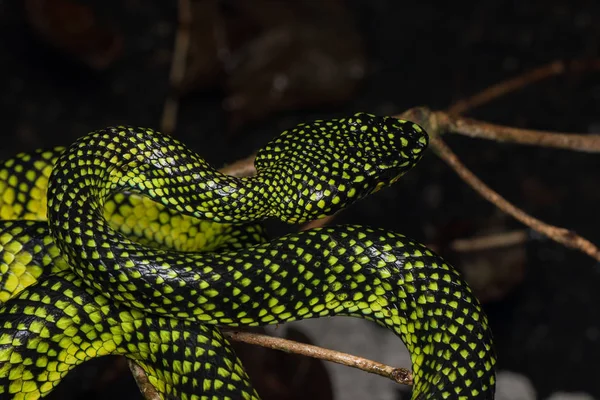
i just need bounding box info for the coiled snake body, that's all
[0,113,496,399]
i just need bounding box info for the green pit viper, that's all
[0,113,496,399]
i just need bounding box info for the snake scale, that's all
[0,113,496,399]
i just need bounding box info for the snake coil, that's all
[0,113,496,399]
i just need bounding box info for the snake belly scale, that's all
[0,113,496,399]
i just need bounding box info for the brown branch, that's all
[399,106,600,261]
[448,61,565,114]
[128,359,162,400]
[449,230,528,253]
[429,135,600,261]
[129,327,413,399]
[301,214,337,231]
[448,58,600,115]
[442,58,600,151]
[160,0,192,134]
[435,111,600,153]
[219,153,257,177]
[222,330,413,385]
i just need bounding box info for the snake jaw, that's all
[253,113,431,224]
[350,113,430,195]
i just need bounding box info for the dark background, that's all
[1,0,599,399]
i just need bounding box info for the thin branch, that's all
[435,111,600,153]
[129,327,413,399]
[301,214,337,231]
[429,135,600,261]
[222,330,413,385]
[219,153,257,177]
[448,58,600,115]
[448,61,565,114]
[443,58,600,151]
[449,230,528,253]
[128,359,162,400]
[160,0,192,134]
[400,106,600,260]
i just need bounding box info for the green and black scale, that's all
[0,113,496,399]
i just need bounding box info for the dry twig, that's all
[219,153,257,177]
[427,133,600,261]
[435,112,600,153]
[301,214,337,231]
[398,58,600,262]
[401,108,600,262]
[449,230,528,253]
[129,360,162,400]
[448,60,563,114]
[160,0,192,134]
[445,58,600,151]
[222,330,413,385]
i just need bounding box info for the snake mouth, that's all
[368,166,404,194]
[373,165,405,187]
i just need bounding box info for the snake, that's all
[0,113,496,399]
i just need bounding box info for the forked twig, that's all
[444,58,600,152]
[219,153,257,177]
[436,112,600,153]
[428,134,600,261]
[397,57,600,262]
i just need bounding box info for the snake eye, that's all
[351,115,428,163]
[381,118,429,163]
[345,114,430,190]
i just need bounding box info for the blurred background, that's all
[1,0,599,399]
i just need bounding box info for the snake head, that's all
[344,112,429,192]
[255,112,429,224]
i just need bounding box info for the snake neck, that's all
[46,126,273,225]
[45,121,428,228]
[250,146,375,224]
[44,127,276,293]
